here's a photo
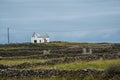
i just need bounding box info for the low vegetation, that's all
[27,58,120,70]
[0,42,120,80]
[0,64,120,80]
[0,59,46,65]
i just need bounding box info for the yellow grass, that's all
[28,59,120,70]
[0,59,46,65]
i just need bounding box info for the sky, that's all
[0,0,120,44]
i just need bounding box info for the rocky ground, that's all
[0,42,120,80]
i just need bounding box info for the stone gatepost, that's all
[82,48,92,54]
[89,48,92,54]
[83,48,87,54]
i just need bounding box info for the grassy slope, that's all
[0,59,46,65]
[50,42,112,47]
[0,42,112,49]
[0,59,119,80]
[27,59,120,70]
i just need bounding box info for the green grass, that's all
[0,58,120,80]
[0,42,112,50]
[50,42,111,47]
[0,59,46,65]
[0,47,25,50]
[27,59,120,70]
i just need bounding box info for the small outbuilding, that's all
[31,32,50,43]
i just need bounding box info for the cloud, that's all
[47,27,120,42]
[0,0,120,43]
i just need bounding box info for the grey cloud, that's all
[0,0,120,43]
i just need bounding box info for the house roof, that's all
[32,32,49,38]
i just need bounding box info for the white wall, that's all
[31,37,50,43]
[46,38,50,43]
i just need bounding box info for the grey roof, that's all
[32,32,49,38]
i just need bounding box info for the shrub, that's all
[103,64,120,80]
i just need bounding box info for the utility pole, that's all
[7,27,9,44]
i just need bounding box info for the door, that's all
[34,40,37,43]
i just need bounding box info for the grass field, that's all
[0,57,120,70]
[27,58,120,70]
[0,59,46,65]
[0,42,119,80]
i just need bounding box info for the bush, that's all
[103,64,120,80]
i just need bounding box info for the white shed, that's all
[31,32,50,43]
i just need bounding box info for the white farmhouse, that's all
[31,32,50,43]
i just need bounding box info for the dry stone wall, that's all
[0,69,103,78]
[0,54,119,69]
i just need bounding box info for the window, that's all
[34,40,37,43]
[40,40,41,43]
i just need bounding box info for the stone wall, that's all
[0,54,119,69]
[0,69,103,78]
[0,55,99,69]
[0,43,120,57]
